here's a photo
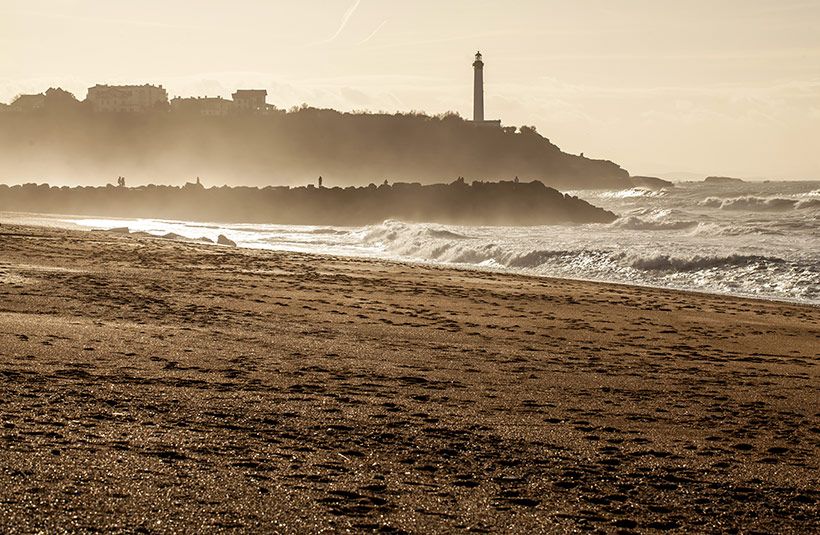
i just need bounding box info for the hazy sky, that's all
[2,0,819,180]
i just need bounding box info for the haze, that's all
[2,0,819,181]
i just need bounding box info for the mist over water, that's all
[49,180,818,305]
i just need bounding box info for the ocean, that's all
[9,180,818,305]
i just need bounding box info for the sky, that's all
[2,0,819,180]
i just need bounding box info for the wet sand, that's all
[0,224,817,533]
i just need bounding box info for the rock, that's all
[630,175,674,189]
[705,176,745,184]
[107,226,130,234]
[217,234,236,247]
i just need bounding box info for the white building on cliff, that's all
[86,84,169,112]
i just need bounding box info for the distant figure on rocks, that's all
[318,176,323,188]
[117,176,126,187]
[185,177,204,189]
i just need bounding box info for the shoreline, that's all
[2,212,817,307]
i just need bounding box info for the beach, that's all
[0,223,817,533]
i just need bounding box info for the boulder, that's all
[217,234,236,247]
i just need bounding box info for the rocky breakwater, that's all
[0,179,617,226]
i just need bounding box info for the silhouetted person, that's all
[318,176,323,188]
[117,176,126,187]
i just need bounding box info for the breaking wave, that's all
[507,250,572,268]
[597,187,669,199]
[700,196,820,211]
[611,215,699,231]
[427,229,470,240]
[357,219,818,303]
[626,253,783,272]
[308,228,350,235]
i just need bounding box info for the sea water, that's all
[18,180,818,305]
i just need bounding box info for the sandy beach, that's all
[0,223,817,533]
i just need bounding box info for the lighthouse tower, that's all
[473,51,484,122]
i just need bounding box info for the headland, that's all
[0,103,630,189]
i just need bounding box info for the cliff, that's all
[0,106,630,190]
[0,180,617,226]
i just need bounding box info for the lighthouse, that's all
[473,51,484,122]
[471,52,500,127]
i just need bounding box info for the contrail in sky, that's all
[320,0,363,44]
[357,19,388,46]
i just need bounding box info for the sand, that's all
[0,224,817,533]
